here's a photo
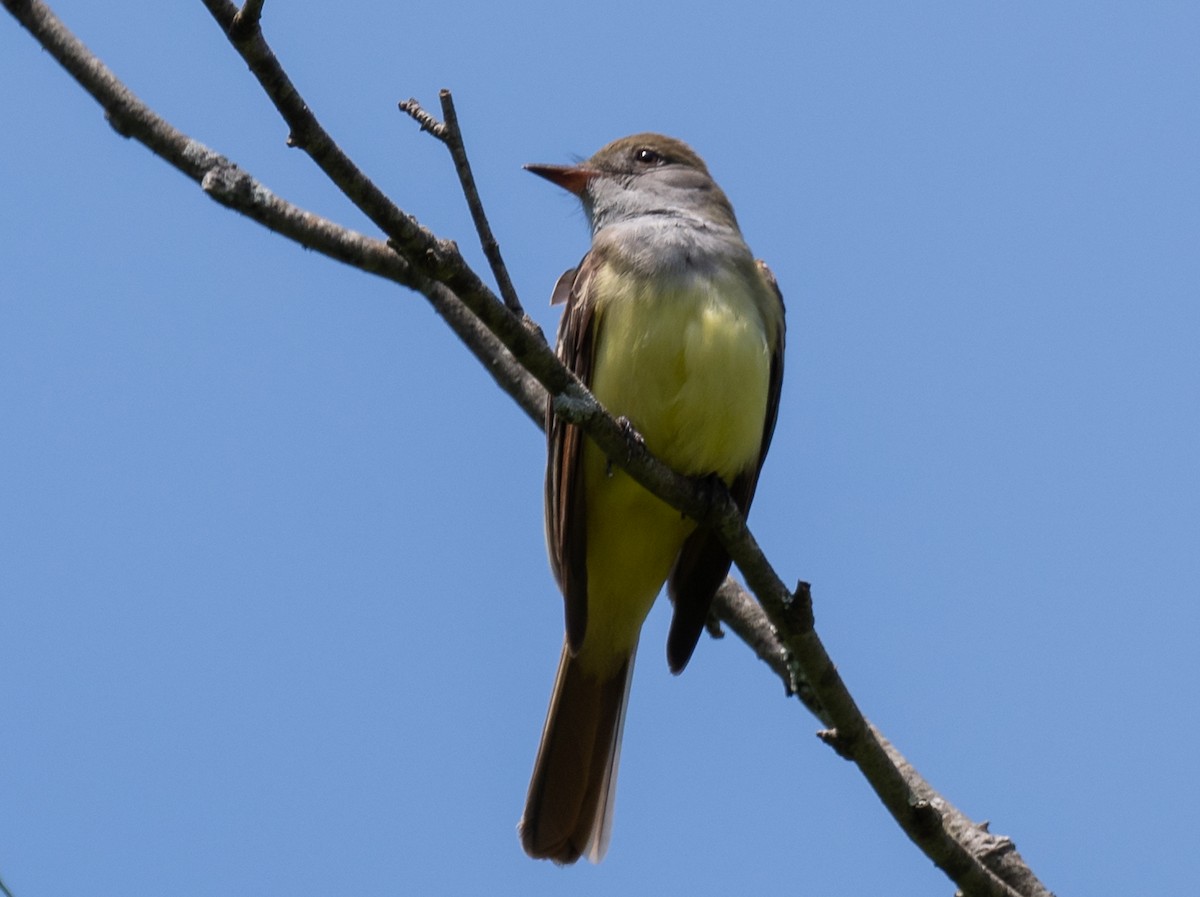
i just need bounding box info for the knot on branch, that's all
[200,158,253,201]
[612,415,647,465]
[909,798,944,837]
[550,387,597,425]
[782,579,815,633]
[103,108,135,139]
[519,313,550,346]
[816,727,856,761]
[420,242,462,281]
[287,120,325,153]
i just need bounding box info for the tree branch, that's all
[711,581,1052,897]
[2,2,1053,895]
[199,0,549,371]
[398,91,525,315]
[3,0,544,427]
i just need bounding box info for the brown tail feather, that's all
[519,640,635,864]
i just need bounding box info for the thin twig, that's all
[398,93,526,314]
[398,96,445,138]
[436,89,525,314]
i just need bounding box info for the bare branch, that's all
[2,0,544,427]
[398,91,524,315]
[437,90,525,314]
[711,579,824,716]
[199,0,548,367]
[398,96,447,139]
[712,581,1054,897]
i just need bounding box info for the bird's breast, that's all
[588,262,772,482]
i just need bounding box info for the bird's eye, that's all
[634,147,663,166]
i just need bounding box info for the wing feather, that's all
[545,254,604,654]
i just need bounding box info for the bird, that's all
[518,133,785,864]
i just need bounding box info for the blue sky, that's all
[2,2,1197,895]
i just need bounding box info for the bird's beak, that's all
[524,162,598,196]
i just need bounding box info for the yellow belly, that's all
[576,265,773,674]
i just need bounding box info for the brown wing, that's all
[545,253,602,655]
[665,260,786,673]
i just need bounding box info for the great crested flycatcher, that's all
[519,133,786,864]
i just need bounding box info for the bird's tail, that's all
[518,639,636,864]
